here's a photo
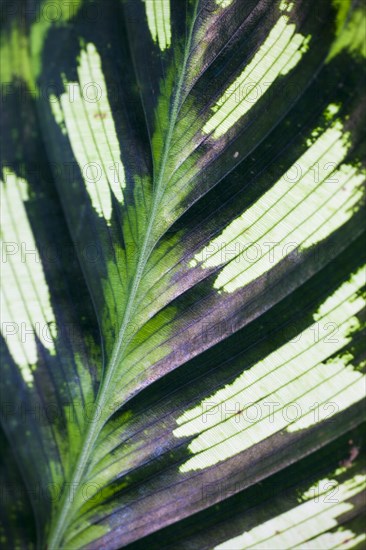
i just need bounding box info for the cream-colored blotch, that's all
[50,43,126,224]
[191,112,364,294]
[1,168,57,385]
[145,0,171,51]
[174,266,365,471]
[203,15,311,138]
[215,474,366,549]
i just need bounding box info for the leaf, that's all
[0,0,365,548]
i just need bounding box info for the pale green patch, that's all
[50,43,126,224]
[334,466,348,476]
[300,531,366,550]
[202,16,311,138]
[304,105,341,146]
[328,8,366,61]
[191,111,365,294]
[286,352,363,432]
[299,163,365,251]
[301,477,340,502]
[215,474,366,549]
[324,102,340,120]
[0,168,57,385]
[144,0,171,51]
[314,262,365,322]
[279,0,294,12]
[281,34,311,75]
[174,266,365,471]
[215,0,234,8]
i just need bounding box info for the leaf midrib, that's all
[47,3,199,547]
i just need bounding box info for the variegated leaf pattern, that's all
[0,0,365,548]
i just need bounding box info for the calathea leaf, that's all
[0,0,365,548]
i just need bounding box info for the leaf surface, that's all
[0,0,365,548]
